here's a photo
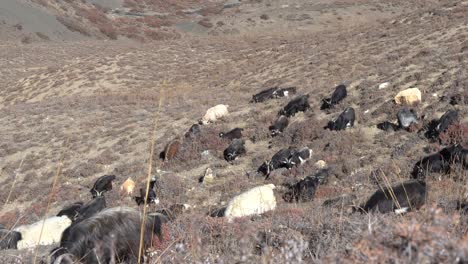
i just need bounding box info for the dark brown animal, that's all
[160,139,181,161]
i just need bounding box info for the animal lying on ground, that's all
[200,104,229,125]
[14,216,72,249]
[258,148,296,176]
[325,107,355,131]
[321,84,347,110]
[287,147,313,168]
[358,179,426,214]
[251,87,297,103]
[224,184,277,221]
[0,226,21,250]
[252,87,277,103]
[283,176,320,203]
[425,109,459,140]
[377,121,400,131]
[278,95,310,117]
[269,115,289,137]
[219,128,243,140]
[377,108,418,132]
[49,207,169,264]
[258,147,313,177]
[90,175,116,198]
[223,139,246,161]
[411,144,467,180]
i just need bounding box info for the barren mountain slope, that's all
[0,0,466,262]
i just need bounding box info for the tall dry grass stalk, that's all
[33,138,70,264]
[138,83,166,263]
[4,157,24,205]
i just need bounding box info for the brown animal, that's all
[120,178,136,196]
[160,139,181,161]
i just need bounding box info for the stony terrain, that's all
[0,0,467,263]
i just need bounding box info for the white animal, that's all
[224,184,276,221]
[14,216,72,249]
[200,104,229,125]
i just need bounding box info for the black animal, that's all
[52,207,168,264]
[275,87,297,98]
[321,84,347,110]
[411,145,468,179]
[90,175,116,198]
[313,168,330,184]
[377,121,400,132]
[258,148,296,176]
[223,139,246,162]
[0,226,21,250]
[425,109,459,139]
[283,176,320,203]
[57,202,84,221]
[269,115,289,137]
[135,179,159,206]
[287,147,313,168]
[360,180,426,214]
[185,124,202,138]
[325,107,355,131]
[219,128,243,140]
[75,197,106,223]
[397,108,418,129]
[252,87,277,103]
[209,207,227,218]
[278,95,310,117]
[251,87,297,103]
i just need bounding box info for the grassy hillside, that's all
[0,0,466,262]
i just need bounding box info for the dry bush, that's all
[98,24,118,40]
[199,5,223,17]
[90,149,119,166]
[439,122,468,146]
[35,32,50,41]
[66,160,102,178]
[157,173,188,204]
[56,16,91,36]
[20,35,33,44]
[143,16,170,28]
[345,206,468,263]
[0,210,20,229]
[198,18,213,28]
[163,127,227,171]
[281,118,323,146]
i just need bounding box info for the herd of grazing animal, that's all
[0,82,466,263]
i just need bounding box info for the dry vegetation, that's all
[0,0,467,262]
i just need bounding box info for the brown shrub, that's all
[198,18,213,28]
[439,122,468,146]
[199,5,223,17]
[345,206,468,263]
[98,23,118,40]
[56,16,91,36]
[0,210,20,229]
[157,173,187,204]
[36,32,50,41]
